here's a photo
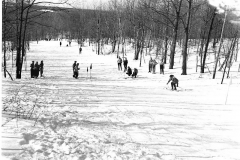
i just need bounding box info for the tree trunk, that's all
[201,9,216,73]
[169,0,182,69]
[213,10,227,79]
[181,0,192,75]
[16,1,24,79]
[3,0,6,78]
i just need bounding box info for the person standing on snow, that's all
[160,60,164,74]
[117,57,122,71]
[123,57,128,72]
[126,66,132,76]
[30,61,34,78]
[167,75,179,90]
[149,57,153,73]
[152,59,158,74]
[132,68,138,78]
[39,60,44,77]
[60,41,62,47]
[74,63,80,78]
[79,47,82,54]
[34,62,40,78]
[72,61,77,77]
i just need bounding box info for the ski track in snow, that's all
[2,40,240,160]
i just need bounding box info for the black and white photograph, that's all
[1,0,240,159]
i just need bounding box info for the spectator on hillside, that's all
[167,75,179,90]
[152,59,158,74]
[39,60,44,77]
[74,63,80,78]
[117,57,122,71]
[123,57,128,72]
[30,61,34,78]
[126,66,132,76]
[72,61,77,77]
[132,68,138,78]
[149,57,153,73]
[160,60,164,74]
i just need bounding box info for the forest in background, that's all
[2,0,240,79]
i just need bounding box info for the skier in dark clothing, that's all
[152,59,158,74]
[167,75,179,90]
[160,61,164,74]
[79,47,82,54]
[117,57,122,71]
[132,68,138,78]
[30,61,34,78]
[149,57,153,73]
[126,66,132,76]
[34,62,40,78]
[74,63,80,78]
[72,61,77,77]
[39,60,44,77]
[60,41,62,47]
[123,57,128,72]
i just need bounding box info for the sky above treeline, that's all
[37,0,240,20]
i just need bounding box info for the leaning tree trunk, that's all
[201,9,216,73]
[221,38,236,84]
[227,37,238,78]
[169,13,181,69]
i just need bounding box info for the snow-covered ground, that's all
[2,40,240,160]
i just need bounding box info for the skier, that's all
[117,57,122,71]
[152,59,158,74]
[60,41,62,47]
[148,57,153,73]
[123,57,128,72]
[160,60,164,74]
[126,66,132,76]
[30,61,34,78]
[74,63,80,78]
[72,61,77,77]
[132,68,138,78]
[79,47,82,54]
[34,62,40,78]
[167,75,179,90]
[39,60,44,77]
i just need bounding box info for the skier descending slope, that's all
[167,75,179,90]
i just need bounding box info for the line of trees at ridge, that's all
[2,0,240,79]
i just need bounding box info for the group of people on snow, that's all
[117,56,138,78]
[149,57,165,74]
[30,61,44,78]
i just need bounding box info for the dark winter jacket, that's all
[126,67,132,76]
[168,77,178,84]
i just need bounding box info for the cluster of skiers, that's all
[60,41,72,47]
[149,57,165,74]
[117,56,138,78]
[30,61,44,78]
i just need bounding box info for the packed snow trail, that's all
[2,40,240,160]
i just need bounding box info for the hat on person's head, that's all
[170,75,174,77]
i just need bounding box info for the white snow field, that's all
[2,40,240,160]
